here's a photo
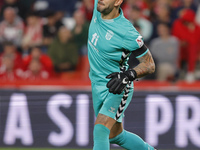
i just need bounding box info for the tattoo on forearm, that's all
[133,51,155,78]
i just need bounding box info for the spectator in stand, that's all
[23,46,53,74]
[170,0,182,9]
[129,5,153,43]
[0,0,4,9]
[48,26,78,72]
[72,10,89,55]
[0,54,23,80]
[0,42,23,69]
[0,7,24,48]
[151,4,173,39]
[151,0,175,23]
[172,9,200,82]
[172,0,198,20]
[37,0,77,16]
[196,2,200,25]
[121,0,131,18]
[23,58,50,80]
[18,0,35,13]
[181,0,197,12]
[43,10,63,48]
[122,0,151,19]
[54,11,65,26]
[150,22,179,81]
[196,0,200,4]
[72,9,90,80]
[0,0,27,20]
[78,0,94,21]
[22,12,43,56]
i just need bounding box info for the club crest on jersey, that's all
[105,30,114,40]
[136,35,144,48]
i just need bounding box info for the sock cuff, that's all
[94,124,110,141]
[93,124,110,150]
[94,124,110,134]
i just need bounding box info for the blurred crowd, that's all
[0,0,200,83]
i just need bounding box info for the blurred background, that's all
[0,0,200,150]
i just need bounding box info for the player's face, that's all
[97,0,117,15]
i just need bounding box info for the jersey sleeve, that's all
[94,0,98,9]
[122,27,148,58]
[92,0,98,17]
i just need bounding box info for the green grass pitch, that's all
[0,148,182,150]
[0,149,122,150]
[0,149,93,150]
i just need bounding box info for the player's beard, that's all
[97,2,114,16]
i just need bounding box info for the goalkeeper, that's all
[88,0,156,150]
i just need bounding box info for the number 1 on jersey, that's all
[91,33,99,46]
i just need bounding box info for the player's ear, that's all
[114,0,123,7]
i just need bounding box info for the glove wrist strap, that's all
[124,69,137,81]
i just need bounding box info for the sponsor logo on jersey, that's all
[105,30,114,40]
[136,35,144,48]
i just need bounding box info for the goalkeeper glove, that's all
[106,69,137,94]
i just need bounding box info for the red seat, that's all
[60,56,90,81]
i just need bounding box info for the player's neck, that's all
[101,8,120,20]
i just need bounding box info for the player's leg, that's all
[109,121,123,139]
[92,82,117,150]
[92,82,133,150]
[92,82,155,150]
[93,113,116,150]
[109,122,155,150]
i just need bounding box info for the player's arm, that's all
[106,46,155,95]
[133,50,155,78]
[94,0,98,9]
[106,49,155,94]
[106,29,155,94]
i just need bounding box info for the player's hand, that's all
[106,69,137,94]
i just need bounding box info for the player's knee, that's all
[93,124,110,141]
[95,113,116,129]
